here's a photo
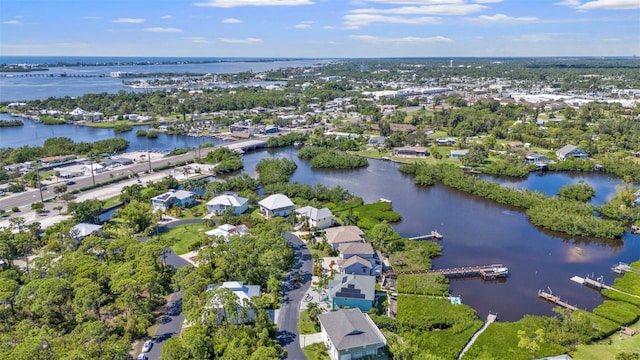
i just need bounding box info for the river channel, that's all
[241,147,640,322]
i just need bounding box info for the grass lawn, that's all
[298,309,320,335]
[161,223,210,255]
[303,343,330,360]
[102,195,122,209]
[572,320,640,360]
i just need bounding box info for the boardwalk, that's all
[537,290,578,311]
[571,275,640,300]
[386,264,508,281]
[457,313,497,360]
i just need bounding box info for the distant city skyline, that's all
[1,0,639,58]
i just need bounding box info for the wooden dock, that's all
[409,230,443,240]
[387,264,508,281]
[537,290,578,311]
[571,275,640,299]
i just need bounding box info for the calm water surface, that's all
[242,147,640,321]
[0,113,221,152]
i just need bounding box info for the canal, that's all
[241,147,640,322]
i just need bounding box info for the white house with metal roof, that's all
[258,193,295,218]
[318,308,387,360]
[206,281,260,324]
[206,192,249,215]
[295,206,334,229]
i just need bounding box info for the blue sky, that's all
[1,0,639,57]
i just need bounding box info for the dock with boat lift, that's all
[612,262,639,275]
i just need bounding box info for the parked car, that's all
[142,340,153,353]
[137,354,148,360]
[66,180,76,185]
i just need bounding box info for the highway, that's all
[0,135,272,212]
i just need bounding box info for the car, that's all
[141,340,153,353]
[40,185,47,190]
[66,180,76,185]
[137,354,148,360]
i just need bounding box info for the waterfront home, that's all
[151,189,196,211]
[295,206,334,230]
[392,146,428,157]
[206,192,249,215]
[206,281,260,324]
[338,242,375,262]
[40,155,78,166]
[556,144,588,161]
[339,256,374,276]
[318,308,387,360]
[324,226,364,251]
[367,136,386,148]
[327,274,376,311]
[258,193,295,218]
[524,152,550,164]
[450,149,469,159]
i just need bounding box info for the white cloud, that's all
[161,15,173,19]
[112,18,145,24]
[474,0,502,2]
[361,0,466,4]
[3,20,23,25]
[349,34,453,43]
[84,16,102,20]
[184,36,212,43]
[194,0,314,7]
[218,37,263,44]
[349,4,487,16]
[55,42,90,48]
[553,0,640,9]
[604,37,621,41]
[344,14,441,28]
[323,25,335,29]
[222,18,243,23]
[143,27,183,32]
[579,0,640,9]
[473,13,539,22]
[295,20,313,28]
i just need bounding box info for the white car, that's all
[142,340,153,353]
[137,354,147,360]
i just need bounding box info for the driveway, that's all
[277,232,313,360]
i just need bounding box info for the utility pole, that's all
[35,160,44,203]
[89,153,96,185]
[147,138,152,173]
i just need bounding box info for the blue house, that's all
[151,189,196,210]
[328,274,376,312]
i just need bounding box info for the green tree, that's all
[116,200,156,233]
[68,199,105,224]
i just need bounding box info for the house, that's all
[206,281,260,324]
[556,144,588,161]
[339,255,374,276]
[151,189,196,211]
[71,223,102,240]
[82,163,106,175]
[450,149,469,158]
[206,192,249,215]
[295,206,334,230]
[392,146,428,157]
[318,308,387,360]
[327,274,376,311]
[367,136,386,148]
[338,242,375,261]
[524,152,550,164]
[258,193,295,218]
[324,226,364,250]
[205,224,248,241]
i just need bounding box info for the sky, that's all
[1,0,639,58]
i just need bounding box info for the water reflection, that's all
[241,147,640,321]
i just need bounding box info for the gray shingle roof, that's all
[324,226,364,244]
[318,308,386,351]
[339,242,375,257]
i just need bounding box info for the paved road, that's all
[278,232,313,360]
[140,220,199,360]
[0,135,275,212]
